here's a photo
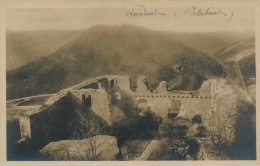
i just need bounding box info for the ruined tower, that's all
[136,77,150,93]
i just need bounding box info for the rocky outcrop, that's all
[39,135,119,160]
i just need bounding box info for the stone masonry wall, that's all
[44,75,240,127]
[19,115,31,139]
[134,94,211,119]
[70,89,111,124]
[116,77,132,93]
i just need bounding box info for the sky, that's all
[6,2,255,32]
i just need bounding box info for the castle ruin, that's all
[8,74,243,144]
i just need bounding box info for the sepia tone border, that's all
[0,0,260,165]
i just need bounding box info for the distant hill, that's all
[200,31,254,45]
[160,31,228,55]
[212,37,255,102]
[169,31,254,55]
[213,38,255,61]
[6,30,83,70]
[213,38,255,84]
[7,24,228,99]
[7,25,253,71]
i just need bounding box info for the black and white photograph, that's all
[1,0,259,164]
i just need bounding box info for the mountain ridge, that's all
[7,24,254,71]
[7,24,243,99]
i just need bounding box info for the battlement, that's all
[45,75,230,120]
[133,94,211,99]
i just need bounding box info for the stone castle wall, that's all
[69,89,111,124]
[8,74,244,148]
[133,94,211,119]
[115,77,132,92]
[19,116,31,139]
[35,75,242,131]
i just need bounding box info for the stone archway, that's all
[138,99,148,111]
[168,100,181,119]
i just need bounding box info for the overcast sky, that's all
[6,3,255,32]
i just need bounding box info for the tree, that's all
[159,117,192,139]
[192,114,202,124]
[200,106,233,159]
[228,100,256,159]
[199,97,256,159]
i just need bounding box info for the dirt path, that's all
[133,140,158,160]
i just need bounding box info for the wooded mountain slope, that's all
[7,25,231,99]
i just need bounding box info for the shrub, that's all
[160,117,192,139]
[195,125,206,138]
[228,100,256,159]
[148,138,199,160]
[192,114,202,124]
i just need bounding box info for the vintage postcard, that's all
[0,0,259,165]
